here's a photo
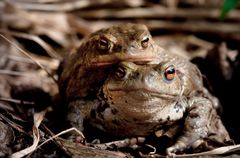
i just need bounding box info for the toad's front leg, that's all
[66,99,100,144]
[166,97,230,155]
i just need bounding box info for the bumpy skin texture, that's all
[67,54,231,155]
[58,23,158,102]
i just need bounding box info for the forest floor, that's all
[0,0,240,157]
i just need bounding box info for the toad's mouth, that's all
[88,52,159,67]
[107,88,178,100]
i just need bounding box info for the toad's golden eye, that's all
[98,38,110,50]
[115,66,126,79]
[164,65,175,81]
[141,36,149,48]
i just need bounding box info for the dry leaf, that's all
[10,109,49,158]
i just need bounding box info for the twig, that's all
[0,97,35,105]
[36,127,85,149]
[187,35,214,50]
[73,7,240,20]
[8,54,59,70]
[0,69,32,76]
[146,20,240,34]
[8,55,35,64]
[0,113,26,134]
[87,20,240,40]
[8,0,143,11]
[0,34,58,84]
[145,144,156,155]
[172,144,240,157]
[0,102,14,111]
[8,0,93,11]
[13,0,61,3]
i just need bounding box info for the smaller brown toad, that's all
[58,23,158,102]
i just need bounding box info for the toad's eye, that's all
[141,36,149,48]
[98,38,110,51]
[164,65,175,81]
[115,66,126,79]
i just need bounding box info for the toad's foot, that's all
[91,137,146,150]
[68,134,86,144]
[167,97,229,155]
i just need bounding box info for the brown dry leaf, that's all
[8,32,61,59]
[0,34,58,84]
[29,12,74,47]
[34,127,129,158]
[10,70,59,98]
[2,2,77,49]
[171,144,240,157]
[10,108,49,158]
[0,76,11,98]
[57,138,130,158]
[0,120,14,157]
[8,0,144,11]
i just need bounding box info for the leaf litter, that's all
[0,1,240,157]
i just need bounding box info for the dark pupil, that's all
[116,68,126,79]
[167,68,175,75]
[99,39,109,49]
[141,37,149,48]
[164,66,175,80]
[142,37,149,43]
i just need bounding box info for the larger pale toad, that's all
[67,60,231,155]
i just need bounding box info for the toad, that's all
[61,23,231,155]
[58,23,158,102]
[67,60,231,155]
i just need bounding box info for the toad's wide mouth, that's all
[87,52,159,67]
[107,88,178,100]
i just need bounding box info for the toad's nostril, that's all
[128,45,140,55]
[130,44,137,50]
[148,72,155,80]
[143,72,155,83]
[114,45,122,52]
[129,41,139,50]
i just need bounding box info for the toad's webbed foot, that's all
[68,135,86,144]
[91,137,146,150]
[167,97,230,155]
